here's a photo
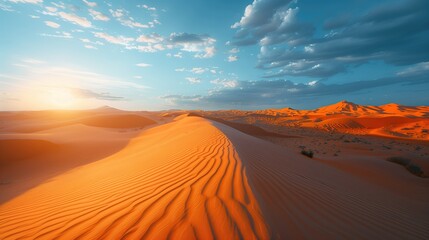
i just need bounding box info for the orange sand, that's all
[1,105,428,239]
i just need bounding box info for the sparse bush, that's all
[301,149,314,158]
[386,157,426,178]
[406,164,425,177]
[387,157,410,166]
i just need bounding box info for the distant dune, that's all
[199,101,429,140]
[0,105,428,239]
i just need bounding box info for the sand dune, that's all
[197,101,429,140]
[1,111,428,239]
[0,117,269,239]
[216,121,429,239]
[0,111,154,203]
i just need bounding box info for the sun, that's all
[48,88,76,109]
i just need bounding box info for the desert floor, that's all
[1,108,428,239]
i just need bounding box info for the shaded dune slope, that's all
[216,122,429,239]
[0,117,268,239]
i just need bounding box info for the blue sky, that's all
[0,0,428,110]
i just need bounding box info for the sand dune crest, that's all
[0,117,269,239]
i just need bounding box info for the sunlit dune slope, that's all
[0,117,269,239]
[198,101,429,140]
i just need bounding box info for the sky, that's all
[0,0,428,111]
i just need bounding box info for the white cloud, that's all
[45,6,57,12]
[138,4,156,11]
[82,0,96,8]
[195,46,216,59]
[41,31,72,39]
[119,19,149,28]
[186,77,201,84]
[44,21,60,28]
[58,12,92,28]
[94,32,133,46]
[136,33,163,43]
[84,45,97,50]
[30,15,40,18]
[22,58,45,64]
[89,9,109,21]
[136,63,152,68]
[51,2,65,9]
[229,48,239,54]
[109,8,150,29]
[109,9,125,18]
[134,76,143,79]
[190,67,207,74]
[175,68,185,72]
[210,79,238,88]
[7,0,42,4]
[228,55,238,62]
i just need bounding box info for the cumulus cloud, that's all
[163,67,429,109]
[82,0,96,8]
[228,55,238,62]
[84,45,97,50]
[169,33,216,58]
[44,21,60,28]
[186,77,201,84]
[94,32,133,46]
[210,79,238,88]
[89,9,109,21]
[136,33,163,43]
[58,12,92,28]
[232,0,429,78]
[229,48,239,54]
[7,0,42,4]
[136,63,152,67]
[109,8,150,28]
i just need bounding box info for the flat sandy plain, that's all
[1,102,428,239]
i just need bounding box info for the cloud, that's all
[228,55,238,62]
[190,68,207,74]
[169,33,217,58]
[138,4,156,11]
[84,45,97,49]
[45,6,57,12]
[167,52,183,58]
[109,8,150,28]
[41,31,72,39]
[136,63,152,67]
[164,67,429,108]
[7,0,42,4]
[82,0,96,8]
[229,48,239,54]
[58,12,92,28]
[175,67,218,74]
[136,33,163,43]
[89,9,109,21]
[232,0,429,78]
[44,21,60,28]
[70,88,123,100]
[210,79,238,88]
[185,77,201,84]
[94,32,133,46]
[22,58,45,64]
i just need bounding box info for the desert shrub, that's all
[386,157,426,178]
[301,149,314,158]
[406,164,425,177]
[387,157,410,166]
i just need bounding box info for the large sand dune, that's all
[1,113,428,239]
[0,117,268,239]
